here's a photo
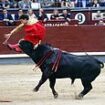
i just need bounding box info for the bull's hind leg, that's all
[76,80,92,99]
[49,77,58,98]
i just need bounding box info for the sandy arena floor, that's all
[0,64,105,105]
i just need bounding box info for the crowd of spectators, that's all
[0,0,105,9]
[0,8,72,26]
[0,0,105,26]
[1,7,105,25]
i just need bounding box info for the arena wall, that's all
[0,25,105,55]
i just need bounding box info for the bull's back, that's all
[54,53,101,79]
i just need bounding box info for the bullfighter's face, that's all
[20,19,28,24]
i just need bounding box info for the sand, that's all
[0,64,105,105]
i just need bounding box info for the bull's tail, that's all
[85,53,104,69]
[96,60,104,68]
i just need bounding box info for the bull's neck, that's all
[29,51,42,64]
[30,47,50,64]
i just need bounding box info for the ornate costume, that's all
[24,22,45,44]
[8,21,46,52]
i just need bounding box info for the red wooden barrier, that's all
[0,25,105,54]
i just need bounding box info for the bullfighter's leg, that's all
[49,77,58,98]
[76,80,92,99]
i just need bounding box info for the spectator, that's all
[61,0,70,7]
[99,0,105,6]
[9,0,18,8]
[102,12,105,19]
[88,0,100,7]
[0,9,14,26]
[0,0,11,9]
[75,0,90,7]
[18,0,32,9]
[50,9,60,20]
[36,8,48,22]
[53,0,61,7]
[94,10,102,20]
[31,0,41,9]
[14,9,24,20]
[59,9,71,22]
[69,0,75,8]
[27,9,37,19]
[61,0,75,8]
[41,0,54,8]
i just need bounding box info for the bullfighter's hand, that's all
[3,33,11,45]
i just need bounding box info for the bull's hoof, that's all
[75,94,83,100]
[54,93,58,99]
[33,87,39,92]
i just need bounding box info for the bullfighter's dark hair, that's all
[19,14,29,20]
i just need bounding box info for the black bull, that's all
[19,40,104,99]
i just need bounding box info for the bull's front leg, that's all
[33,74,47,92]
[49,77,58,98]
[33,68,52,92]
